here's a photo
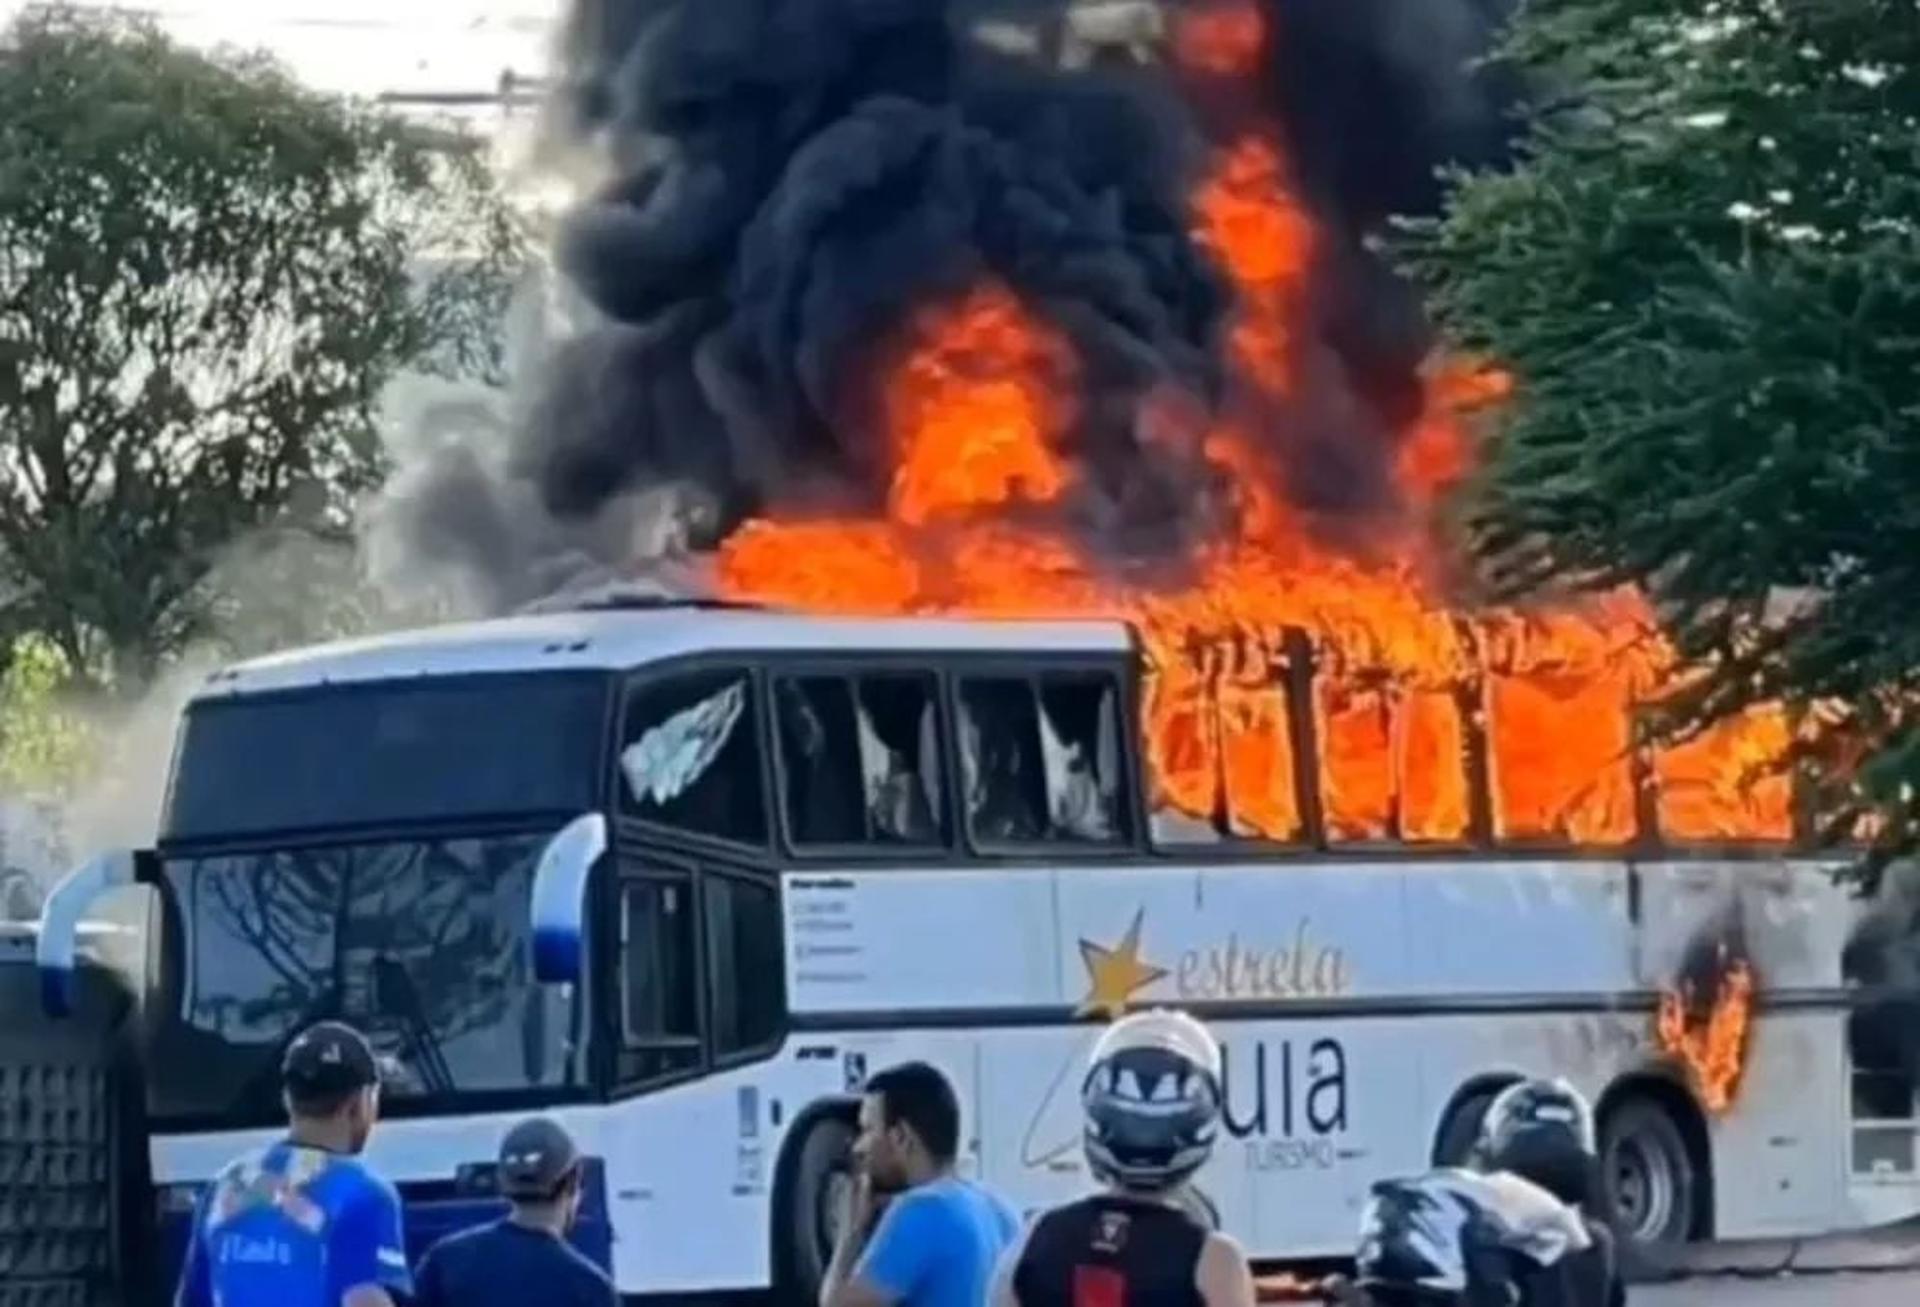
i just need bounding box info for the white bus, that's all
[33,599,1920,1299]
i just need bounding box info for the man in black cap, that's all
[414,1116,614,1307]
[176,1020,411,1307]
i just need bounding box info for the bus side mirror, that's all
[530,813,606,985]
[36,848,156,1018]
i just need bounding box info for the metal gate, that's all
[0,927,145,1307]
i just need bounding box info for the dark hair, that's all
[867,1062,960,1163]
[286,1084,361,1119]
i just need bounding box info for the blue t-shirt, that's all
[415,1219,615,1307]
[857,1177,1021,1307]
[175,1142,412,1307]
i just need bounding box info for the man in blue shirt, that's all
[175,1021,411,1307]
[413,1116,614,1307]
[821,1061,1021,1307]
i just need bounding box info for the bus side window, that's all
[958,674,1126,847]
[620,669,768,847]
[775,677,867,845]
[705,873,785,1058]
[775,673,947,848]
[1037,675,1126,842]
[620,875,701,1082]
[856,675,944,845]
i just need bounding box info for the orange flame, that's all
[886,284,1077,524]
[713,121,1793,860]
[1191,136,1312,395]
[1174,1,1268,77]
[1655,947,1757,1114]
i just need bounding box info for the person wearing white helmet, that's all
[992,1008,1257,1307]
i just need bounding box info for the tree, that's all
[0,6,525,686]
[0,635,96,795]
[1397,0,1920,873]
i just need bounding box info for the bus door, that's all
[608,663,790,1290]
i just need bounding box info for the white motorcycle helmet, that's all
[1081,1008,1224,1194]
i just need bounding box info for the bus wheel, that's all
[776,1113,856,1301]
[1432,1087,1500,1167]
[1599,1097,1697,1252]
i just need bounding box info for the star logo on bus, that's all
[1075,909,1167,1021]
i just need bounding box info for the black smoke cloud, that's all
[374,0,1524,609]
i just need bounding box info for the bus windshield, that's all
[147,672,611,1126]
[150,832,585,1125]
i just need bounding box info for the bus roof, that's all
[193,603,1136,700]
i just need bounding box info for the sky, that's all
[3,0,562,103]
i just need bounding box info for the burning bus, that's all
[26,592,1920,1301]
[18,0,1920,1299]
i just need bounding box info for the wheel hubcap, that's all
[1608,1134,1676,1240]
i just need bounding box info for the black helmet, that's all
[1356,1169,1591,1302]
[1081,1009,1222,1193]
[1475,1078,1597,1207]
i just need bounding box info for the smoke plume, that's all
[372,0,1525,605]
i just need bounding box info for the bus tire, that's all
[1599,1095,1698,1256]
[775,1112,857,1301]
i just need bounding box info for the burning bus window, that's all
[1144,637,1304,846]
[958,674,1126,847]
[1142,658,1224,843]
[1313,674,1471,846]
[1218,662,1300,842]
[1654,707,1794,843]
[1485,671,1637,845]
[621,670,767,846]
[1316,680,1393,842]
[1399,689,1470,842]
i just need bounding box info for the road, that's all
[1637,1271,1920,1304]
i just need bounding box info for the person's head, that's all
[1080,1007,1222,1197]
[857,1062,961,1192]
[280,1021,382,1153]
[1473,1078,1597,1208]
[498,1116,585,1233]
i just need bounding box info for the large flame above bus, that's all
[715,2,1793,853]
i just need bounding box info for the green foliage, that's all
[0,635,97,794]
[1398,0,1920,876]
[0,6,527,686]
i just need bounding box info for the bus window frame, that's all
[159,669,621,846]
[766,656,960,864]
[1139,629,1322,856]
[612,659,779,863]
[608,854,715,1098]
[700,864,789,1074]
[605,848,792,1096]
[946,653,1149,862]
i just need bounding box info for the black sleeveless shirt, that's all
[1012,1195,1206,1307]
